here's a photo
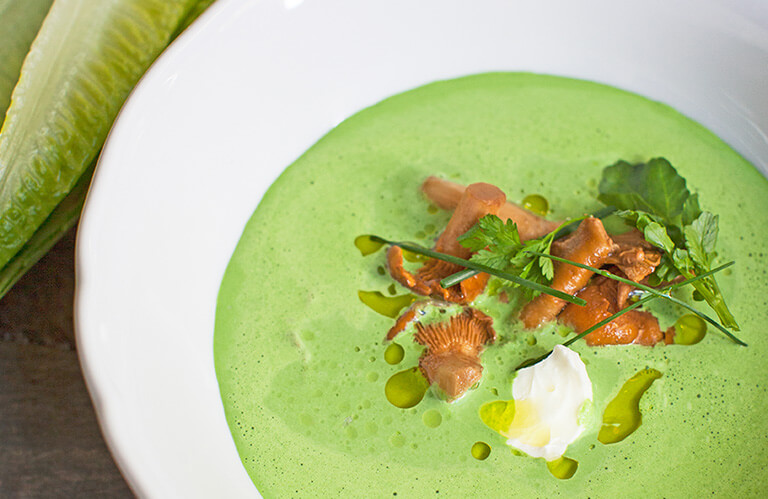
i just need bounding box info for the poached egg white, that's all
[505,345,593,461]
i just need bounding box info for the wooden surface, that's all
[0,228,133,498]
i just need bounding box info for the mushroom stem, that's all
[434,182,506,259]
[387,182,505,304]
[422,176,559,240]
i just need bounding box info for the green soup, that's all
[214,73,768,497]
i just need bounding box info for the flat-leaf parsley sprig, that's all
[454,215,588,299]
[368,235,586,306]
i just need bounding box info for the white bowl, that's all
[75,0,768,497]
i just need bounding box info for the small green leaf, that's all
[683,212,718,268]
[457,222,493,251]
[681,192,702,226]
[471,248,509,270]
[693,211,719,254]
[598,158,690,222]
[643,221,675,254]
[672,248,693,273]
[539,255,554,280]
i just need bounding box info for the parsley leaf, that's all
[457,215,582,300]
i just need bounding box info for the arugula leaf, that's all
[598,158,691,222]
[681,193,703,226]
[684,211,718,267]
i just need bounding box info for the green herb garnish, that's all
[455,215,587,298]
[598,158,739,330]
[368,236,586,306]
[517,261,742,370]
[439,215,587,296]
[440,207,616,289]
[527,252,745,346]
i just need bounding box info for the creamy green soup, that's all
[214,73,768,497]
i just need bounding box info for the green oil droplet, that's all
[526,334,537,346]
[402,249,427,263]
[546,456,578,479]
[471,442,491,460]
[384,343,405,365]
[424,223,436,234]
[479,400,516,435]
[377,266,386,275]
[598,368,662,444]
[415,230,426,239]
[358,290,416,318]
[556,325,571,337]
[387,283,397,295]
[367,372,379,382]
[422,409,442,428]
[427,204,439,214]
[385,368,429,409]
[354,235,385,256]
[522,194,549,216]
[691,289,705,301]
[674,314,707,345]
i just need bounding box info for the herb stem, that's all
[562,295,656,347]
[527,251,746,346]
[370,236,587,306]
[517,294,656,371]
[440,211,614,288]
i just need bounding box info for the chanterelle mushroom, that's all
[421,176,559,240]
[559,275,671,346]
[519,217,617,329]
[388,182,506,304]
[412,308,496,401]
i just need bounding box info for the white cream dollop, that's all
[505,345,593,461]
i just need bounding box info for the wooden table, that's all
[0,228,132,497]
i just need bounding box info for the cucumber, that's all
[0,0,54,123]
[0,0,216,298]
[0,0,214,291]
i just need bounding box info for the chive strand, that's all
[516,294,655,371]
[517,262,740,370]
[370,236,586,306]
[527,251,745,346]
[441,210,614,288]
[562,295,655,347]
[440,268,478,288]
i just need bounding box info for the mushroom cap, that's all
[413,308,496,400]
